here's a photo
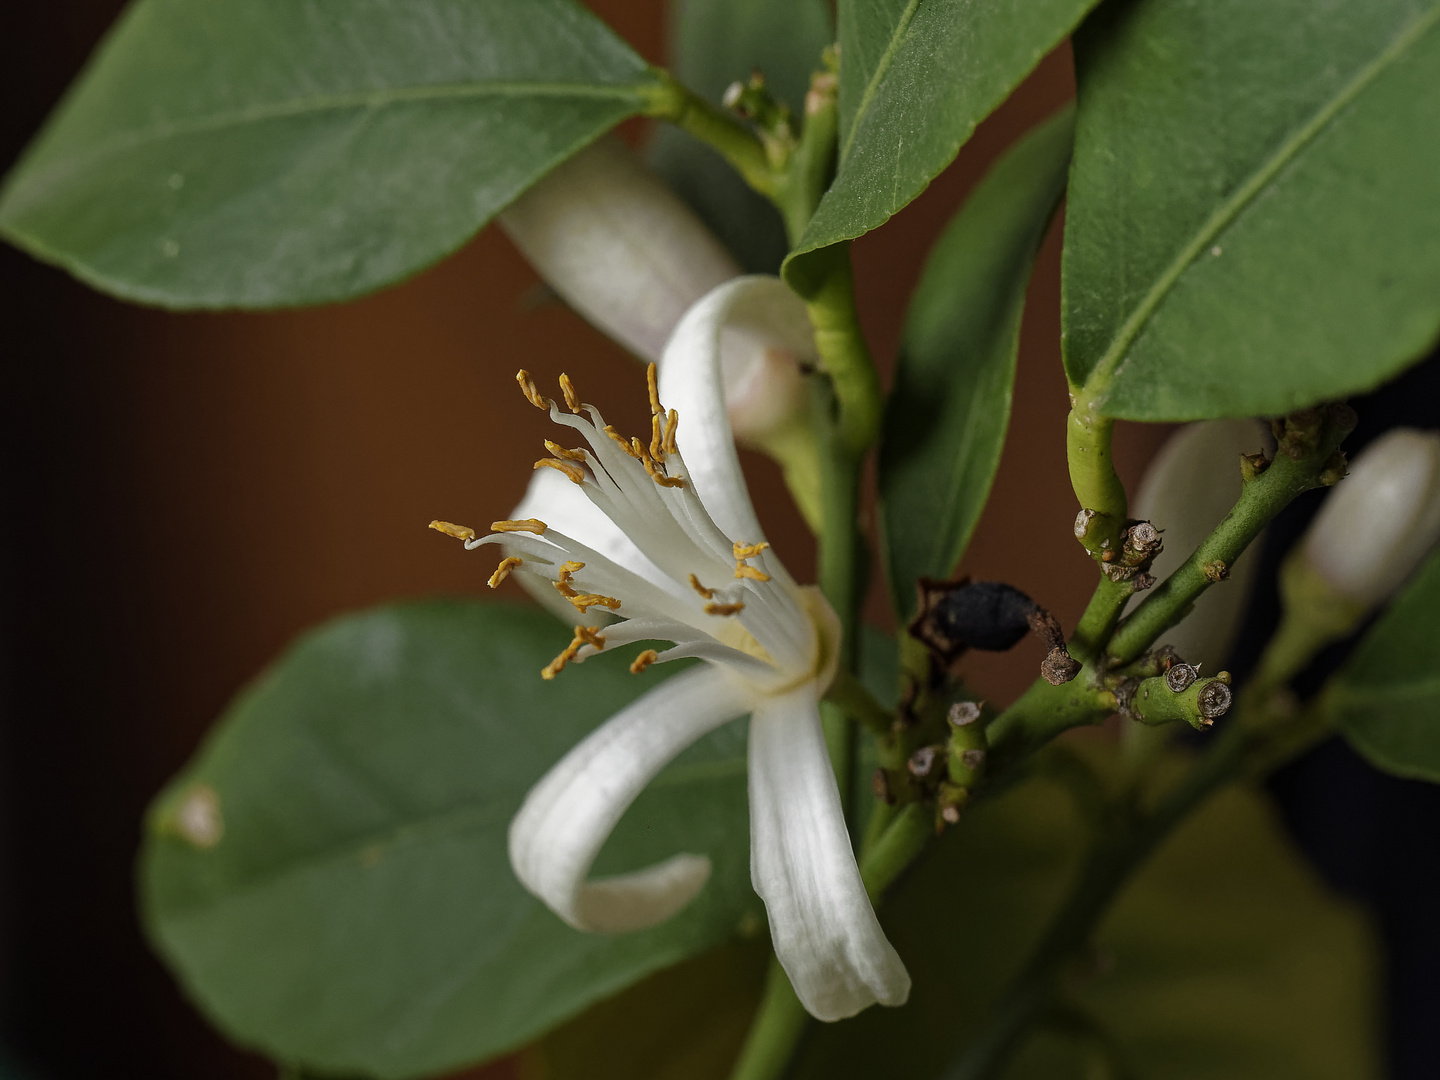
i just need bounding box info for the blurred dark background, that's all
[1,2,1434,1078]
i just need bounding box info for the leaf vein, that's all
[1092,4,1440,397]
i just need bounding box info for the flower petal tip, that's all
[786,947,912,1022]
[572,852,712,933]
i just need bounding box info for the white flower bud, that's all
[1301,428,1440,607]
[498,136,740,363]
[1134,419,1268,665]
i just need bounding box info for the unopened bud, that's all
[498,137,739,363]
[1299,428,1440,607]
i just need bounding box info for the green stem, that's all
[728,960,811,1080]
[1069,576,1136,663]
[803,246,883,457]
[773,69,838,244]
[983,671,1118,776]
[1106,416,1351,667]
[1067,393,1127,559]
[642,71,774,197]
[1125,673,1233,731]
[859,804,932,902]
[825,669,892,737]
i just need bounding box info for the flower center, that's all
[431,365,823,689]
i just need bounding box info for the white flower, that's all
[432,277,910,1021]
[1301,427,1440,607]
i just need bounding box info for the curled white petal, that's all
[1304,428,1440,606]
[498,136,739,362]
[658,276,814,543]
[748,684,911,1021]
[509,665,754,932]
[1134,419,1268,664]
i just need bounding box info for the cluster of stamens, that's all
[524,366,685,491]
[430,365,785,683]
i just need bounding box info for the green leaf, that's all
[1063,0,1440,420]
[519,940,769,1079]
[0,0,656,309]
[783,0,1100,295]
[879,108,1074,620]
[793,751,1380,1078]
[1327,549,1440,782]
[140,601,759,1078]
[648,0,832,273]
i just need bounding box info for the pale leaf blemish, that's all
[160,238,180,258]
[176,784,223,848]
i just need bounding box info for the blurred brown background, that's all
[0,3,1167,1077]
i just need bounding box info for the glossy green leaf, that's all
[1327,549,1440,782]
[0,0,656,309]
[1064,0,1440,419]
[140,601,758,1079]
[879,108,1074,620]
[783,0,1099,294]
[793,751,1380,1078]
[648,0,832,273]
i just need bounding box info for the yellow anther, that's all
[541,638,581,680]
[705,601,746,617]
[650,411,665,462]
[490,518,548,535]
[646,362,662,416]
[733,541,770,560]
[429,520,476,542]
[553,562,583,599]
[735,564,771,582]
[488,556,522,588]
[634,439,687,489]
[604,425,641,458]
[516,370,552,411]
[569,592,622,613]
[535,458,585,484]
[688,573,716,599]
[541,623,610,681]
[630,649,660,674]
[663,409,679,455]
[559,373,583,414]
[544,440,587,462]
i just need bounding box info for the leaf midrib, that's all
[839,0,922,165]
[2,78,652,212]
[1085,4,1440,400]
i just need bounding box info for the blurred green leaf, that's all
[141,601,759,1079]
[519,940,769,1080]
[783,0,1098,295]
[879,108,1074,620]
[1063,0,1440,419]
[1327,549,1440,782]
[0,0,655,309]
[792,749,1380,1078]
[648,0,832,272]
